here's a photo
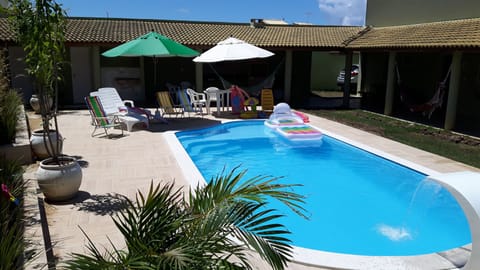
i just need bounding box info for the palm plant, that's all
[66,168,307,270]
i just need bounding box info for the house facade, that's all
[1,7,480,136]
[0,17,361,109]
[355,1,480,135]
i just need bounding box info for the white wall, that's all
[100,67,144,102]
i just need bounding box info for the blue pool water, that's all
[176,120,470,256]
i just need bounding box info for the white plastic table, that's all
[207,89,231,114]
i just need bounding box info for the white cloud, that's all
[317,0,367,26]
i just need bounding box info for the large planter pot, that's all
[30,129,63,159]
[35,156,82,201]
[29,94,52,114]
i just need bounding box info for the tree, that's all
[7,0,66,161]
[66,168,307,270]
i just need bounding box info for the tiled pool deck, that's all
[24,109,479,270]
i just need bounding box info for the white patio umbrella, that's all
[193,37,274,63]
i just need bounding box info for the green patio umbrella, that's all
[102,31,199,88]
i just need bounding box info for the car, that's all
[336,64,360,88]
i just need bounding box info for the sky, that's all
[57,0,367,26]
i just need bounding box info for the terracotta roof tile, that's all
[64,17,363,49]
[0,17,363,50]
[347,18,480,50]
[4,16,480,51]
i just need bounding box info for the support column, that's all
[284,50,292,103]
[445,51,462,130]
[384,52,397,116]
[356,52,362,95]
[195,62,203,91]
[342,52,353,108]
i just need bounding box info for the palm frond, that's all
[66,227,150,269]
[229,202,293,269]
[114,182,185,253]
[190,167,308,219]
[67,169,307,270]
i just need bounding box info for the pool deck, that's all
[24,109,479,270]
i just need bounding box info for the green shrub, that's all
[0,89,23,144]
[0,46,22,145]
[0,157,26,269]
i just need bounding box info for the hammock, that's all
[397,63,451,119]
[208,58,284,95]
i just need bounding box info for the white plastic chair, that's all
[186,88,207,115]
[204,87,220,114]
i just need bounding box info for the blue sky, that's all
[57,0,367,26]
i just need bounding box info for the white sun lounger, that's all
[90,89,149,131]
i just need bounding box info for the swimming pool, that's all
[175,120,470,256]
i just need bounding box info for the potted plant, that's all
[29,93,52,114]
[8,0,82,201]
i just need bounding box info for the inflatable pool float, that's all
[265,102,322,140]
[276,125,323,140]
[264,116,304,128]
[240,97,259,118]
[240,111,258,119]
[293,111,310,123]
[264,103,304,127]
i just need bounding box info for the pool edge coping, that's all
[163,119,470,270]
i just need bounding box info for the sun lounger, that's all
[85,96,124,138]
[261,89,274,115]
[90,89,149,131]
[156,91,184,118]
[97,87,154,122]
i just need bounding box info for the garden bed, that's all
[0,106,33,165]
[307,109,480,168]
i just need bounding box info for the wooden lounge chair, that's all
[261,88,274,115]
[85,96,124,138]
[156,91,184,118]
